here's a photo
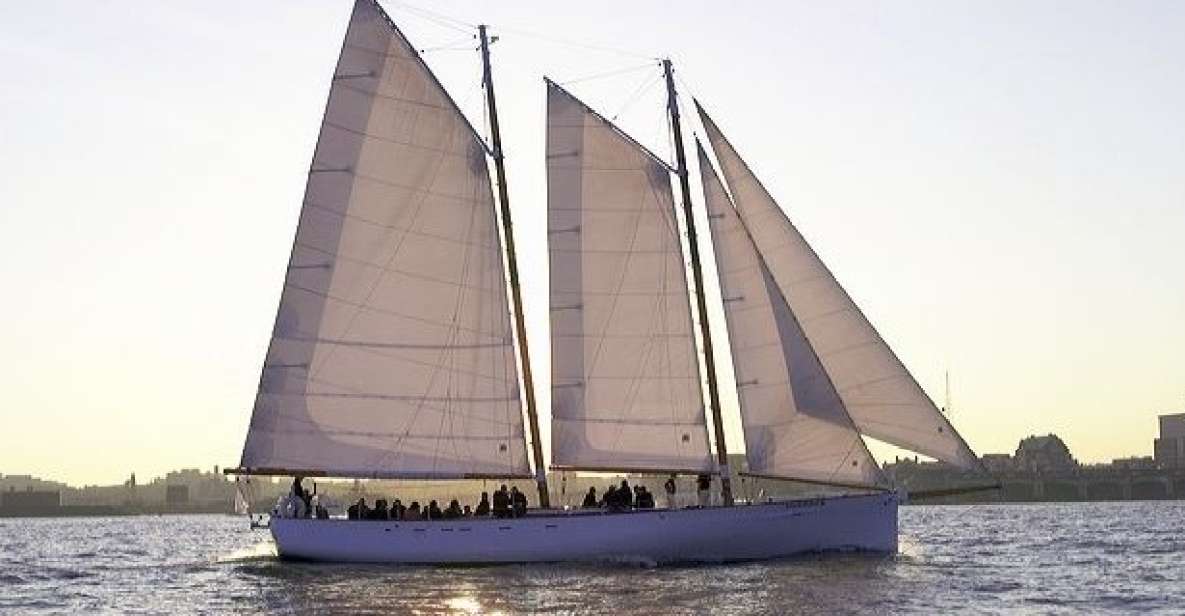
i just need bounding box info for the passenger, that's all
[357,498,371,520]
[444,499,462,519]
[492,485,511,518]
[618,480,633,509]
[664,474,677,509]
[427,500,443,520]
[405,501,422,521]
[347,501,359,520]
[637,487,655,509]
[696,474,711,507]
[391,499,406,520]
[601,485,617,509]
[475,492,491,517]
[510,486,527,518]
[633,486,644,509]
[462,505,473,517]
[582,487,598,508]
[372,499,389,520]
[316,503,329,519]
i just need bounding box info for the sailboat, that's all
[225,0,991,564]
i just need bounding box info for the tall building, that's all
[1013,434,1078,473]
[1153,412,1185,469]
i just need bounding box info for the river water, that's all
[1,501,1182,614]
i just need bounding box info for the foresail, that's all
[697,103,983,471]
[547,81,714,473]
[699,143,886,488]
[239,0,530,479]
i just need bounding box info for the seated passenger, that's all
[427,500,443,520]
[372,499,389,520]
[462,505,472,517]
[582,487,598,508]
[601,485,617,509]
[444,499,462,519]
[510,486,527,517]
[475,492,491,517]
[405,502,422,521]
[618,480,633,509]
[492,485,511,518]
[637,487,655,509]
[357,498,371,520]
[391,499,406,520]
[347,502,359,520]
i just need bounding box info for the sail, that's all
[238,0,530,479]
[697,103,983,471]
[699,143,886,488]
[546,81,714,473]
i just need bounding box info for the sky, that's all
[1,1,1182,487]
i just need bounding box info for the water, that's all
[1,501,1181,614]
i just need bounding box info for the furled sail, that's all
[238,0,530,479]
[547,80,714,473]
[697,103,983,471]
[699,143,887,488]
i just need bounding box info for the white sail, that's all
[547,81,714,473]
[697,103,982,471]
[699,143,886,488]
[238,0,530,479]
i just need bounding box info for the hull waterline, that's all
[268,492,898,565]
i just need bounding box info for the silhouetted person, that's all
[492,485,511,518]
[618,480,633,509]
[637,486,655,509]
[372,499,389,520]
[444,499,462,519]
[405,502,422,521]
[602,485,617,509]
[357,498,370,519]
[462,505,473,517]
[664,474,677,509]
[392,499,405,520]
[696,474,711,507]
[510,486,527,517]
[347,501,360,520]
[582,487,598,508]
[475,492,491,517]
[428,500,443,520]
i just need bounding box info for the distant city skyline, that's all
[2,1,1183,486]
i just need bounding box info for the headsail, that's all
[546,80,714,473]
[699,142,887,488]
[697,102,983,471]
[238,0,530,479]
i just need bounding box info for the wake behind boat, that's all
[225,0,991,564]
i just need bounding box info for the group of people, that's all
[580,474,713,511]
[581,479,657,510]
[345,484,530,521]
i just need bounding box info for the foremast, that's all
[662,59,733,506]
[479,25,551,508]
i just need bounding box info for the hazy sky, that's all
[2,1,1182,486]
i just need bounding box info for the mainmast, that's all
[479,25,551,508]
[662,59,733,506]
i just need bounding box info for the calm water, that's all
[1,501,1182,614]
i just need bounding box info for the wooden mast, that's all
[479,25,550,508]
[662,58,733,506]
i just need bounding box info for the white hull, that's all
[268,492,898,565]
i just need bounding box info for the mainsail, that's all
[238,0,530,479]
[547,80,715,473]
[697,103,983,471]
[699,142,886,488]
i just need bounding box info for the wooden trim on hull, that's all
[738,472,891,493]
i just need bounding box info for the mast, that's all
[662,58,733,506]
[479,25,550,508]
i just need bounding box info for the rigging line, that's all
[558,62,659,86]
[419,34,477,54]
[610,72,662,122]
[492,23,655,59]
[385,0,476,32]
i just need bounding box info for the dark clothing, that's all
[582,488,598,508]
[475,495,491,517]
[427,502,443,520]
[618,481,633,509]
[664,477,677,496]
[637,488,655,509]
[347,504,359,520]
[511,489,528,518]
[492,489,511,518]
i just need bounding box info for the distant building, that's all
[981,453,1013,473]
[1154,413,1185,469]
[1110,456,1156,470]
[165,485,189,506]
[1013,434,1077,473]
[2,489,61,512]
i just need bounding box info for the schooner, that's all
[226,0,991,564]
